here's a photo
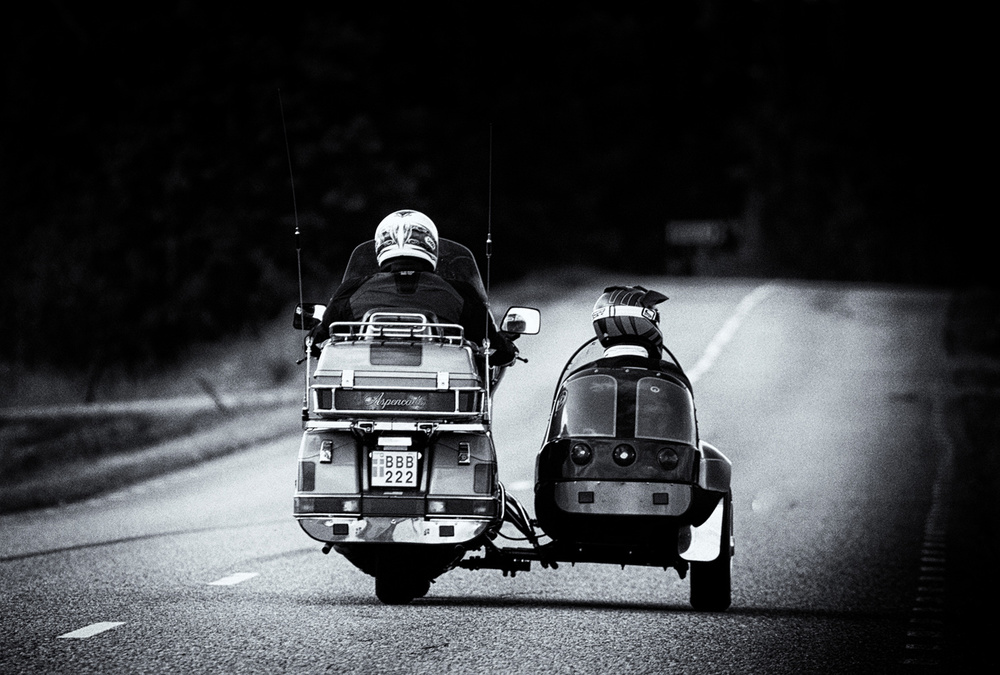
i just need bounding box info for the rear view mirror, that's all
[293,303,326,330]
[500,306,541,335]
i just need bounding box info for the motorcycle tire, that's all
[375,575,423,605]
[374,561,431,605]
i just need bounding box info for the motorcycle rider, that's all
[589,285,691,390]
[307,209,518,369]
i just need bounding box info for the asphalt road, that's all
[0,278,959,673]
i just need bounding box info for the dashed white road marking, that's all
[57,622,125,639]
[207,572,259,586]
[686,282,777,385]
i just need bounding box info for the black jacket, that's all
[309,259,517,365]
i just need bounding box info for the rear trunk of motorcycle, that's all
[293,321,503,603]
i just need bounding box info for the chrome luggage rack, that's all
[307,314,484,421]
[327,312,467,346]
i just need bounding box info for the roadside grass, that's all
[0,409,232,480]
[0,308,302,409]
[0,308,305,512]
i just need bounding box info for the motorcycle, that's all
[293,240,732,610]
[292,237,541,604]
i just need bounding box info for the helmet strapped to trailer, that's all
[592,285,668,351]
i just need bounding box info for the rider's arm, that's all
[307,279,363,354]
[488,322,519,366]
[451,281,518,366]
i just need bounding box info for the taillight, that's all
[570,442,593,466]
[657,447,680,470]
[612,444,637,466]
[427,499,496,517]
[294,497,359,514]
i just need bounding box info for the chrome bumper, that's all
[552,480,694,516]
[297,515,494,545]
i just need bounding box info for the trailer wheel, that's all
[689,491,732,612]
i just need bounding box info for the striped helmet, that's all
[374,210,439,269]
[592,285,669,351]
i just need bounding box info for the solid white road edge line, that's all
[686,281,777,385]
[208,572,259,586]
[57,622,125,639]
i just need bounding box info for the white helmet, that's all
[374,210,439,269]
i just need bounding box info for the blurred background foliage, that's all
[0,2,988,370]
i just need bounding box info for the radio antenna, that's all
[279,89,310,408]
[486,123,493,299]
[279,90,303,309]
[483,124,494,420]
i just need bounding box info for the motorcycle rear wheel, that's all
[374,556,433,605]
[375,573,430,605]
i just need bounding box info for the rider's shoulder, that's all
[330,275,367,299]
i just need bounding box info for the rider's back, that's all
[346,269,464,324]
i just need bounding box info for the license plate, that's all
[372,450,418,488]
